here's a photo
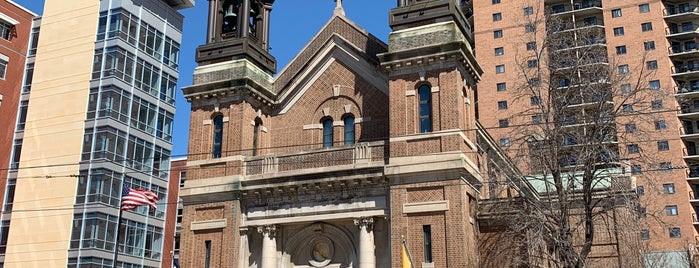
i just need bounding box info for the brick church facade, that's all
[178,0,537,267]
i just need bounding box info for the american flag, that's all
[121,183,159,211]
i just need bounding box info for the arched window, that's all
[418,84,432,133]
[212,115,223,158]
[344,115,355,145]
[322,118,334,148]
[252,118,262,156]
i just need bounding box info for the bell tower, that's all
[379,0,484,267]
[198,0,276,73]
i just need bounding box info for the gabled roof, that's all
[270,14,388,114]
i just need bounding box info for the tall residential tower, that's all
[3,1,192,267]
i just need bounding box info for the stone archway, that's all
[283,222,357,268]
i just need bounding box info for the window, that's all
[322,118,334,147]
[663,183,676,194]
[657,140,670,151]
[622,104,634,112]
[493,30,503,38]
[611,9,622,18]
[651,100,663,109]
[496,82,506,91]
[525,24,535,32]
[496,65,505,73]
[16,100,28,131]
[625,123,636,133]
[497,101,508,110]
[639,207,647,217]
[532,114,542,124]
[637,186,645,196]
[644,41,655,50]
[631,165,642,174]
[649,80,660,89]
[618,64,629,74]
[205,240,211,268]
[526,42,536,51]
[418,85,432,133]
[494,47,504,56]
[524,6,533,15]
[498,119,509,128]
[252,118,262,156]
[344,116,355,145]
[616,46,627,55]
[640,230,650,240]
[527,59,538,68]
[655,120,667,130]
[660,162,672,170]
[493,13,502,21]
[530,96,540,105]
[499,138,511,147]
[423,225,433,263]
[666,205,678,216]
[639,4,650,13]
[0,59,6,80]
[0,21,11,40]
[646,60,658,69]
[641,22,653,32]
[492,0,500,3]
[179,171,186,188]
[627,144,639,153]
[22,63,33,92]
[212,115,223,158]
[621,84,631,94]
[669,227,681,238]
[613,27,625,36]
[529,78,540,87]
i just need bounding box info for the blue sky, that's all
[11,0,394,156]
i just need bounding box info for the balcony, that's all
[671,63,699,79]
[690,191,699,202]
[678,103,699,119]
[681,126,699,142]
[244,141,386,178]
[688,168,699,184]
[669,46,699,60]
[664,5,699,21]
[666,24,699,39]
[549,1,603,17]
[684,147,699,162]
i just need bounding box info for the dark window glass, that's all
[212,115,223,158]
[323,118,334,147]
[344,116,355,145]
[423,225,433,263]
[418,85,432,133]
[253,118,261,156]
[205,240,211,268]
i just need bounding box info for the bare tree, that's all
[481,4,679,267]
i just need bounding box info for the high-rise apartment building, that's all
[473,0,697,264]
[2,1,192,267]
[0,1,37,237]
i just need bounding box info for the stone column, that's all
[353,217,375,268]
[257,225,277,268]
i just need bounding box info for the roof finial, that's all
[334,0,345,16]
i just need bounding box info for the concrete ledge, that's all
[191,219,227,231]
[403,200,449,214]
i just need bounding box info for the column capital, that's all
[353,217,374,230]
[257,225,277,237]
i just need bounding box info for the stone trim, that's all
[403,200,449,214]
[191,219,227,231]
[186,155,246,167]
[243,209,385,226]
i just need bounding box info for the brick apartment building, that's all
[473,0,699,265]
[0,0,36,231]
[177,0,545,267]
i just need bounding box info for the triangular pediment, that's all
[271,15,388,114]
